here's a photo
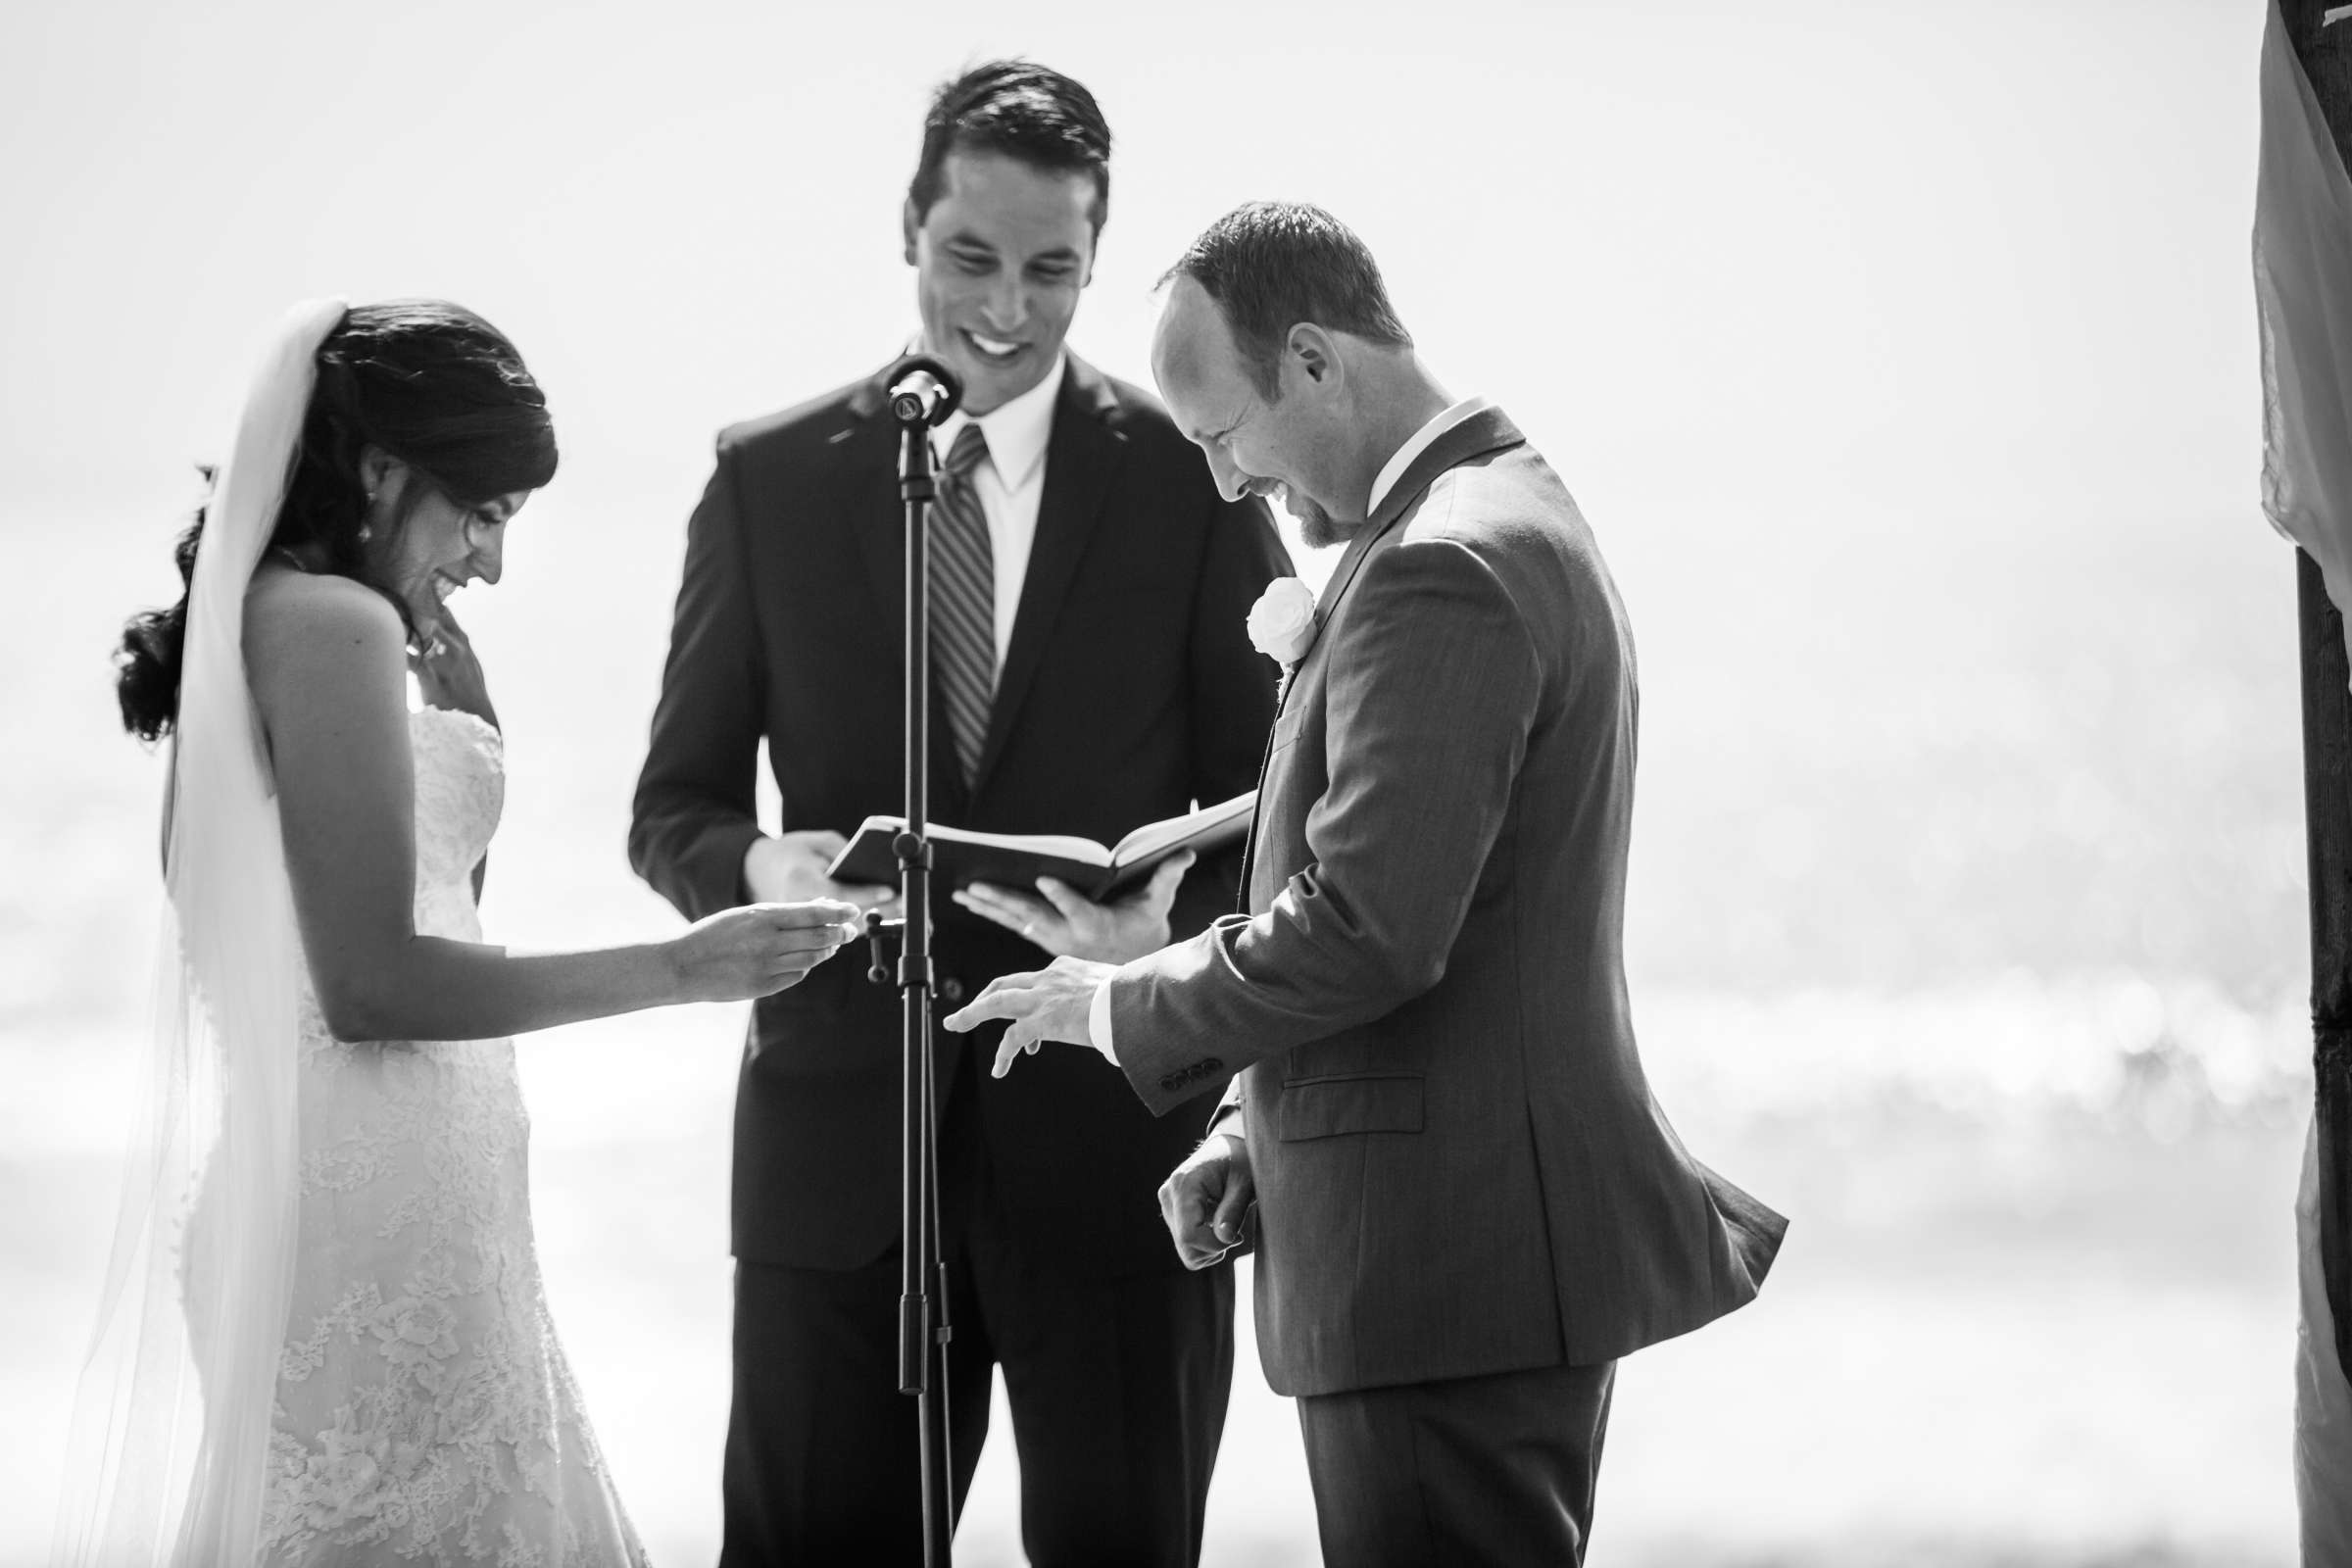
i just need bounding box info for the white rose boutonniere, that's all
[1247,576,1318,674]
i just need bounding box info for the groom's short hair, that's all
[1161,202,1413,400]
[907,60,1112,234]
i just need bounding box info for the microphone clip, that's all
[886,354,964,429]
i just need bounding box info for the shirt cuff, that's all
[1087,978,1117,1064]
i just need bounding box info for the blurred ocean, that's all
[3,469,2312,1157]
[0,457,2316,1565]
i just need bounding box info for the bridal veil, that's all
[52,299,346,1566]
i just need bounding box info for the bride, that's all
[55,299,860,1566]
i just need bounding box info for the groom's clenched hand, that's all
[1159,1133,1254,1270]
[942,956,1111,1076]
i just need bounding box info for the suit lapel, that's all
[967,356,1123,795]
[1235,710,1285,912]
[1295,406,1528,667]
[846,362,910,648]
[1234,407,1528,905]
[843,359,972,817]
[1369,405,1525,532]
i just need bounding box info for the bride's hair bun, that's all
[115,300,559,742]
[115,505,208,744]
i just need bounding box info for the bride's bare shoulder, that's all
[244,567,407,699]
[246,566,403,648]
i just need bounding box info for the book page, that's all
[926,821,1112,867]
[838,817,1114,869]
[1109,792,1256,865]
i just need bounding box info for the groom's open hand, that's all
[943,956,1111,1076]
[1160,1133,1254,1270]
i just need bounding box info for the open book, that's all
[827,791,1256,903]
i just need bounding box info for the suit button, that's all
[938,977,966,1004]
[1199,1057,1223,1075]
[1160,1074,1184,1094]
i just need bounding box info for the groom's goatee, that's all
[1289,494,1345,549]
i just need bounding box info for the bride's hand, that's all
[669,900,864,1003]
[412,605,497,730]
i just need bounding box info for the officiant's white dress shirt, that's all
[929,351,1066,666]
[1085,393,1494,1060]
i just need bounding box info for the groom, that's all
[631,64,1288,1567]
[950,202,1787,1564]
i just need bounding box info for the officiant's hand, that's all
[953,851,1194,964]
[743,831,900,917]
[942,956,1112,1076]
[1160,1132,1255,1270]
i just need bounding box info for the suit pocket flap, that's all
[1275,1073,1424,1141]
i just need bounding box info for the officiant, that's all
[627,59,1290,1568]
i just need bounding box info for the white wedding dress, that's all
[248,706,648,1565]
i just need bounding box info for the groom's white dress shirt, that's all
[929,351,1067,666]
[1085,393,1495,1061]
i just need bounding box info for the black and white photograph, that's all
[4,1,2341,1563]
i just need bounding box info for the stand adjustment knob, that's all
[864,912,906,987]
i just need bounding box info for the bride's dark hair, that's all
[116,300,559,742]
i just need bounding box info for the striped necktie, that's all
[932,422,996,786]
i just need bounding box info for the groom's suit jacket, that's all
[1108,407,1786,1396]
[631,352,1288,1276]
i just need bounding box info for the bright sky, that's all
[0,0,2259,526]
[0,0,2292,1001]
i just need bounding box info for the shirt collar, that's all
[931,352,1067,490]
[1367,395,1494,517]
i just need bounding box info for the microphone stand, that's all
[865,356,961,1568]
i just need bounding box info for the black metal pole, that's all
[893,404,955,1568]
[2283,0,2352,1380]
[2301,551,2352,1376]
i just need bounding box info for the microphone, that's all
[887,356,963,428]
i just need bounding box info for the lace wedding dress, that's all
[251,706,648,1565]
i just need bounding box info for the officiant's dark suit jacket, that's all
[630,353,1288,1278]
[1107,406,1786,1396]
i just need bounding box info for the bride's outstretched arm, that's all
[244,570,859,1044]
